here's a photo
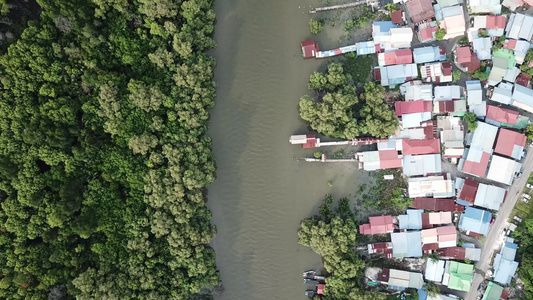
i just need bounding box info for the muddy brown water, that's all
[207,1,371,299]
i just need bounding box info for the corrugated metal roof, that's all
[487,155,521,185]
[494,128,526,160]
[459,207,491,236]
[474,183,507,210]
[399,209,424,230]
[392,231,422,258]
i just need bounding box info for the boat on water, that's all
[303,278,318,284]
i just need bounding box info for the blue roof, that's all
[456,199,471,206]
[413,47,446,64]
[493,253,519,285]
[459,207,492,236]
[374,21,397,33]
[418,289,428,300]
[399,209,423,230]
[501,242,518,260]
[392,231,423,258]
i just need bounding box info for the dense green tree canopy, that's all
[299,64,398,139]
[0,0,219,299]
[298,195,386,300]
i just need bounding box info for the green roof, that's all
[493,49,516,69]
[503,115,529,129]
[448,261,474,291]
[482,281,504,300]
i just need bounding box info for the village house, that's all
[459,206,491,236]
[493,241,519,285]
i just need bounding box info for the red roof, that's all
[462,151,491,177]
[359,216,394,235]
[410,197,465,212]
[395,100,433,116]
[462,53,481,72]
[420,26,439,41]
[459,178,479,204]
[437,247,466,259]
[486,15,506,29]
[379,149,403,169]
[504,39,517,50]
[382,49,413,66]
[494,128,527,158]
[396,49,413,64]
[317,284,324,294]
[486,105,519,125]
[406,0,435,23]
[442,62,452,76]
[439,101,456,113]
[391,10,404,24]
[302,134,318,148]
[456,47,472,63]
[402,139,441,155]
[301,40,319,58]
[377,268,390,282]
[516,73,531,87]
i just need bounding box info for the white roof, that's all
[403,154,443,177]
[503,67,521,83]
[425,260,446,282]
[470,102,487,118]
[405,84,434,101]
[474,183,507,210]
[502,0,522,11]
[466,80,483,106]
[472,37,492,60]
[506,13,533,41]
[470,2,502,15]
[408,175,454,198]
[487,155,522,185]
[434,85,461,101]
[360,151,381,171]
[471,122,498,152]
[402,112,432,128]
[491,86,513,105]
[512,84,533,113]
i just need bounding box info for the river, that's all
[207,1,369,299]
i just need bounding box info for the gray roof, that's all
[512,84,533,113]
[403,154,442,177]
[474,183,506,210]
[506,13,533,41]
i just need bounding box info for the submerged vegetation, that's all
[361,170,412,212]
[299,62,399,139]
[0,0,219,299]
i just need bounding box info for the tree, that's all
[358,82,399,138]
[309,19,324,35]
[452,70,461,83]
[435,28,446,41]
[457,36,469,46]
[464,112,478,131]
[424,282,441,297]
[478,29,488,37]
[0,0,221,298]
[298,196,386,299]
[525,123,533,142]
[471,69,489,81]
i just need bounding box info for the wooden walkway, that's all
[309,0,378,14]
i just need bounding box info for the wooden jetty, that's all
[309,0,378,14]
